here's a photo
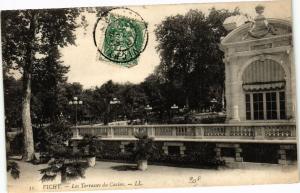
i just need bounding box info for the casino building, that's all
[221,5,295,123]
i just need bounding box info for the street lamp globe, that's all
[145,104,152,111]
[171,104,179,110]
[68,96,83,139]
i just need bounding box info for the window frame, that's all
[245,90,286,120]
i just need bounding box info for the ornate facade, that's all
[220,6,295,123]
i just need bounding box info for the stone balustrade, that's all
[71,122,296,144]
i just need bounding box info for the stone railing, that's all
[71,122,297,143]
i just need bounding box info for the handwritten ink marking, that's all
[188,176,202,185]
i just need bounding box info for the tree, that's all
[119,84,148,121]
[96,80,122,124]
[155,8,240,111]
[1,9,79,161]
[140,74,167,122]
[3,75,23,128]
[31,46,70,124]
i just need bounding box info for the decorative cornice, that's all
[224,45,291,60]
[221,18,292,46]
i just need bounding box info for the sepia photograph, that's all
[0,0,299,192]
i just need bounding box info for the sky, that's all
[61,0,292,88]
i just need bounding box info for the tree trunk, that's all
[22,11,36,161]
[22,68,35,161]
[61,167,67,183]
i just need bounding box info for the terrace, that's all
[72,122,297,144]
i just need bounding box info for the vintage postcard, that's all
[1,0,298,192]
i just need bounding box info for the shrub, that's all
[7,161,20,179]
[77,134,101,157]
[39,146,88,183]
[38,119,89,183]
[33,119,72,163]
[131,132,157,161]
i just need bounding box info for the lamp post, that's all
[109,97,121,123]
[210,98,217,112]
[69,97,83,139]
[59,112,64,119]
[170,104,179,122]
[144,104,152,125]
[171,104,179,110]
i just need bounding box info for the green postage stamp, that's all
[1,1,298,193]
[93,8,148,67]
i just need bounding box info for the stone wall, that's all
[72,139,298,166]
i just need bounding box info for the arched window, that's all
[242,59,286,120]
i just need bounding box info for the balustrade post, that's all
[254,126,264,140]
[152,127,156,137]
[195,127,204,138]
[172,127,177,136]
[76,127,80,139]
[108,127,114,138]
[291,125,296,137]
[72,127,78,139]
[225,126,231,136]
[147,127,155,137]
[128,127,133,137]
[261,126,266,139]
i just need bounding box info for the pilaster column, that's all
[288,48,296,120]
[229,62,241,122]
